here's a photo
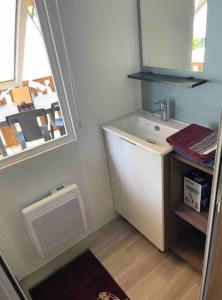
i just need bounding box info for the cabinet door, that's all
[123,141,164,251]
[104,132,128,219]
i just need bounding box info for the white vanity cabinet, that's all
[104,131,164,251]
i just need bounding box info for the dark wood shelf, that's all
[173,154,214,176]
[170,153,211,273]
[128,72,207,88]
[172,238,204,273]
[175,203,208,234]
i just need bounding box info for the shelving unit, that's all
[170,153,214,273]
[171,227,205,273]
[173,154,214,176]
[128,72,208,88]
[174,203,208,234]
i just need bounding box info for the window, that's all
[0,0,17,85]
[0,0,77,168]
[22,4,51,80]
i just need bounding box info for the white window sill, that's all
[0,134,78,170]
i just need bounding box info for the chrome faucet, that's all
[152,99,168,122]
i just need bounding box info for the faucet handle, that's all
[154,99,167,109]
[160,99,167,108]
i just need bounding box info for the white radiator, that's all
[22,184,87,258]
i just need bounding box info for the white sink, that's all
[102,110,188,156]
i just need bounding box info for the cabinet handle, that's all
[120,137,136,146]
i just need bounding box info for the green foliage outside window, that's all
[192,38,205,49]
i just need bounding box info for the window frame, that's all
[0,0,27,90]
[0,0,79,169]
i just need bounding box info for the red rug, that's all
[30,250,129,300]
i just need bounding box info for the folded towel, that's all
[173,147,215,169]
[166,124,217,162]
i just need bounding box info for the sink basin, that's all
[102,110,188,155]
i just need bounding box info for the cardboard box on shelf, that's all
[184,170,212,212]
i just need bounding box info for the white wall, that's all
[0,0,141,280]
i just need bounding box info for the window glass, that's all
[22,6,51,80]
[0,0,68,162]
[0,0,17,84]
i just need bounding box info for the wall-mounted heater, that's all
[22,184,87,258]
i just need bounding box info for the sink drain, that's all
[147,139,156,144]
[155,125,160,131]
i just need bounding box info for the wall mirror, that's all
[140,0,208,72]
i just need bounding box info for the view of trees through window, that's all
[0,0,66,161]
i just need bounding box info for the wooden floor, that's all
[22,217,201,300]
[90,218,201,300]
